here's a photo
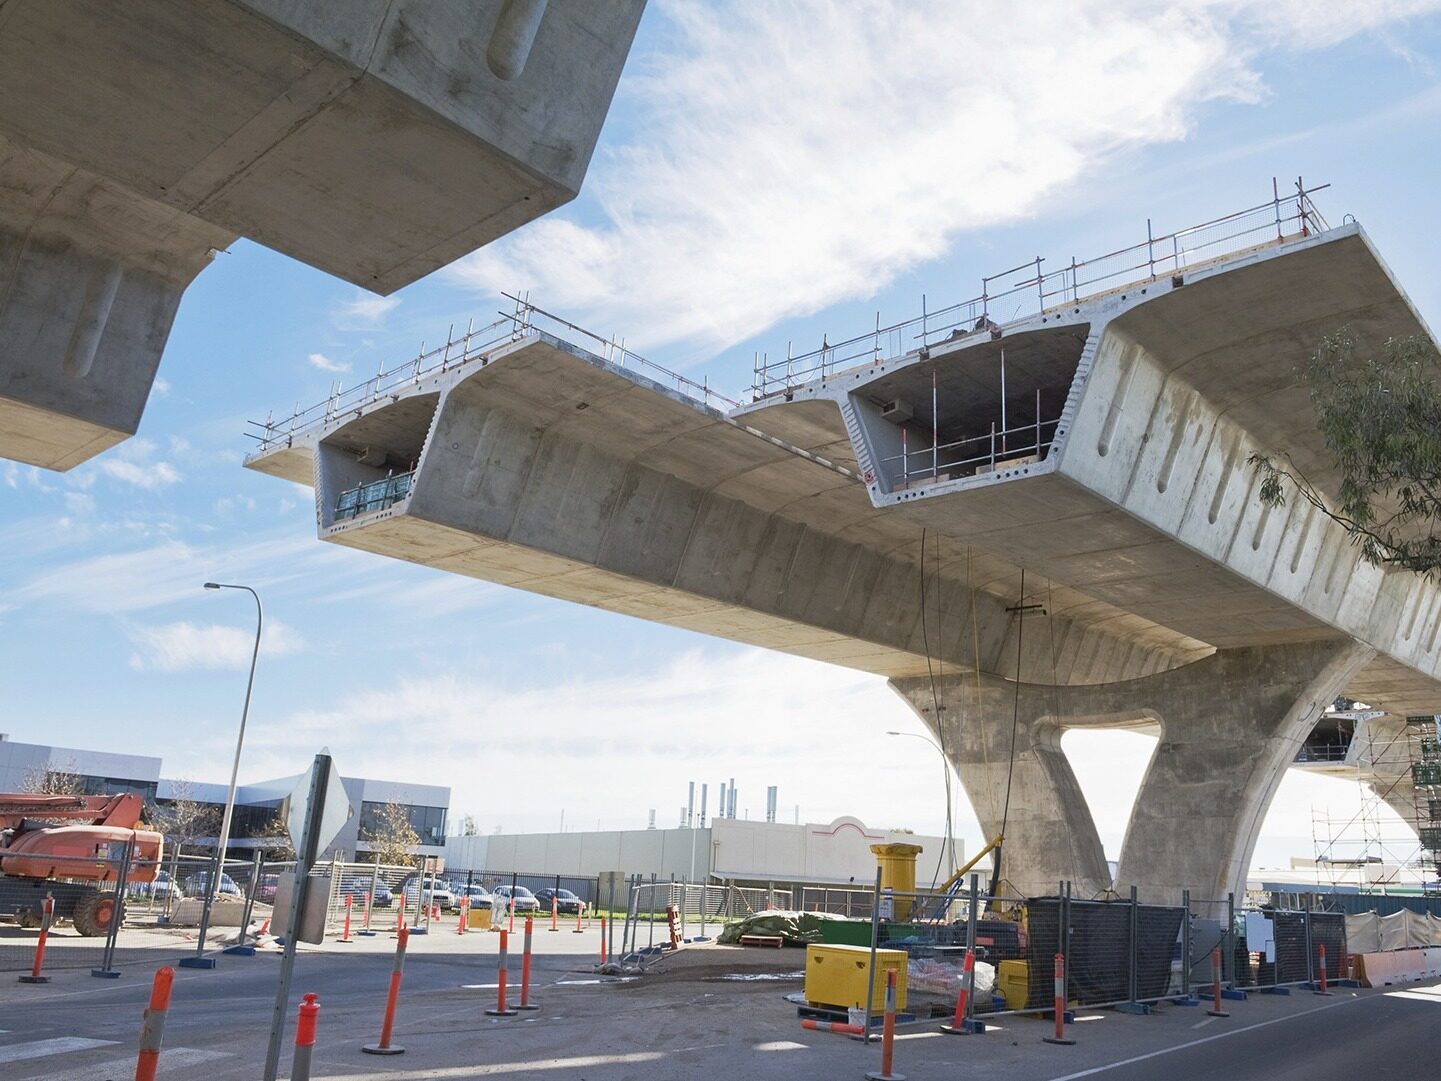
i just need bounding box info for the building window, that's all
[358,801,447,846]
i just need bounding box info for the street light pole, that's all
[183,581,262,968]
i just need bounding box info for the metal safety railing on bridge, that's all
[751,178,1331,400]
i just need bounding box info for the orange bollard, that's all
[340,894,353,943]
[550,896,559,932]
[600,916,608,964]
[485,930,518,1016]
[18,894,54,984]
[1207,947,1230,1018]
[939,947,975,1034]
[507,899,515,934]
[517,915,539,1011]
[573,902,585,934]
[458,897,468,935]
[863,969,903,1080]
[363,925,408,1056]
[801,1018,866,1035]
[362,889,374,934]
[1042,952,1075,1045]
[1314,944,1331,995]
[291,993,320,1081]
[134,965,174,1081]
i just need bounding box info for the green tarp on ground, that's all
[717,910,858,945]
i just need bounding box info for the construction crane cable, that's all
[918,528,956,890]
[992,568,1027,901]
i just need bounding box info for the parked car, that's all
[458,883,494,909]
[339,874,393,908]
[181,871,243,899]
[491,884,539,913]
[130,869,184,902]
[256,873,280,903]
[533,887,584,915]
[401,877,456,910]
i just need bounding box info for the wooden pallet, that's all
[738,933,784,948]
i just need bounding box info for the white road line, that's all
[1190,1016,1217,1029]
[0,1037,117,1064]
[1045,994,1365,1081]
[44,1046,230,1080]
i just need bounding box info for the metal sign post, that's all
[263,753,331,1081]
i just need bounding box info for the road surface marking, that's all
[46,1046,229,1080]
[1044,993,1364,1080]
[0,1037,116,1064]
[1191,1016,1217,1029]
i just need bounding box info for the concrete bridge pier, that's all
[894,637,1375,906]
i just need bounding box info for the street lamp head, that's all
[885,730,902,736]
[203,582,221,590]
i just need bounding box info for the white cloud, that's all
[128,618,305,671]
[447,0,1441,358]
[307,352,350,373]
[152,376,171,398]
[93,437,182,490]
[63,491,96,516]
[332,291,400,329]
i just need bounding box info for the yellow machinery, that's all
[804,943,909,1013]
[997,959,1030,1009]
[870,842,924,920]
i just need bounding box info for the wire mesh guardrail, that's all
[752,178,1331,399]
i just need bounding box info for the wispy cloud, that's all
[448,0,1441,358]
[128,618,304,671]
[307,352,350,373]
[332,291,400,329]
[93,437,182,490]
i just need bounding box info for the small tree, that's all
[361,800,420,867]
[21,757,87,796]
[249,810,296,861]
[1251,330,1441,576]
[147,780,220,852]
[458,813,480,837]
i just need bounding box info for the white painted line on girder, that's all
[1044,993,1366,1080]
[0,1037,116,1064]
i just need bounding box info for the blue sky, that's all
[5,1,1441,873]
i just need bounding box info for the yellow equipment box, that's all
[804,944,908,1013]
[998,959,1030,1010]
[467,906,492,930]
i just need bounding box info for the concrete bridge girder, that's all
[894,638,1376,906]
[0,0,645,470]
[297,335,1193,685]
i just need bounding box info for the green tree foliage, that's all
[1251,330,1441,575]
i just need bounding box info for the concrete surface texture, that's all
[0,0,645,470]
[247,222,1441,904]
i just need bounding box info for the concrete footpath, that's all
[1,930,1437,1080]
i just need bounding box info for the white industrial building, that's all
[444,815,963,889]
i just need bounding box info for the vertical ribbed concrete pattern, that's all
[0,0,645,469]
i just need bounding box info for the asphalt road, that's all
[1,931,1436,1081]
[1043,983,1441,1081]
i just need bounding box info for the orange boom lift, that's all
[0,792,163,936]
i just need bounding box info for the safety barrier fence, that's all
[841,879,1353,1032]
[752,178,1330,399]
[245,295,740,458]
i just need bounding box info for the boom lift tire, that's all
[72,890,117,937]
